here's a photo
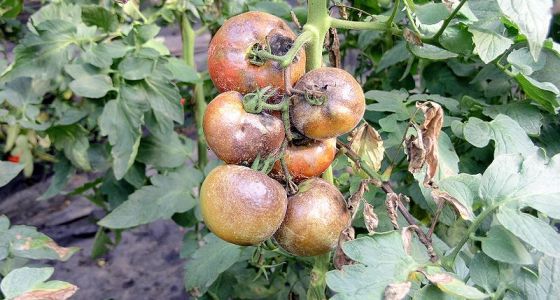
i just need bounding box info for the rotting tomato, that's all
[274,178,350,256]
[207,11,306,94]
[272,138,337,182]
[203,91,285,165]
[200,165,288,246]
[290,67,365,140]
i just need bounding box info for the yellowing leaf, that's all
[349,123,385,172]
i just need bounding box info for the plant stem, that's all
[387,0,401,28]
[255,30,314,68]
[442,203,499,270]
[304,0,330,71]
[427,0,468,42]
[403,3,422,37]
[180,13,208,169]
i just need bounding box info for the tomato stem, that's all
[254,30,314,68]
[179,13,208,169]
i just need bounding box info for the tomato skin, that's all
[7,155,20,163]
[207,11,306,94]
[274,178,350,256]
[272,138,337,182]
[290,67,365,140]
[203,91,285,165]
[200,165,288,246]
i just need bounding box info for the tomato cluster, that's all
[201,12,364,256]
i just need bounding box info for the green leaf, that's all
[1,20,80,81]
[439,26,474,56]
[99,85,149,179]
[480,152,560,218]
[47,125,91,170]
[118,56,154,80]
[481,225,533,265]
[469,27,513,64]
[0,161,24,187]
[469,253,500,293]
[81,5,118,32]
[28,2,81,27]
[166,58,199,83]
[507,48,546,75]
[69,74,113,98]
[482,102,543,135]
[439,173,481,219]
[326,231,419,299]
[463,115,537,156]
[518,255,560,298]
[408,43,458,60]
[423,267,488,299]
[38,156,75,200]
[414,284,462,300]
[365,89,411,119]
[249,1,292,19]
[415,3,449,25]
[0,0,23,18]
[0,267,77,300]
[98,165,203,229]
[184,234,254,294]
[377,42,411,72]
[137,132,194,169]
[496,207,560,257]
[496,0,553,60]
[515,74,560,113]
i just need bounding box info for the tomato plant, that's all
[1,0,560,299]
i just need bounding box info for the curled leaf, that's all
[348,123,385,173]
[407,102,444,187]
[401,226,417,255]
[384,281,412,300]
[347,181,368,219]
[363,202,379,234]
[386,193,400,229]
[403,28,423,46]
[431,189,473,220]
[333,227,355,270]
[405,124,425,174]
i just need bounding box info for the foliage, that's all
[0,0,559,299]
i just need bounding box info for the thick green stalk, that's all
[441,203,500,270]
[180,14,208,168]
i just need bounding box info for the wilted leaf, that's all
[406,124,426,174]
[431,189,473,220]
[0,267,77,300]
[422,267,488,299]
[416,102,444,187]
[403,28,423,46]
[349,123,385,172]
[386,193,400,229]
[7,224,79,261]
[384,282,412,300]
[401,226,416,255]
[333,227,355,270]
[363,203,378,234]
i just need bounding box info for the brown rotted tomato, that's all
[274,178,350,256]
[290,67,365,140]
[207,11,306,94]
[203,91,285,165]
[201,165,288,246]
[272,138,337,182]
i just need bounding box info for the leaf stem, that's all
[427,0,468,42]
[387,0,402,29]
[442,203,499,270]
[403,3,422,37]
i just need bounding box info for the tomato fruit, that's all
[290,67,365,140]
[200,165,288,246]
[272,138,337,181]
[208,11,306,94]
[274,178,350,256]
[203,91,285,165]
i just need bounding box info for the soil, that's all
[1,172,190,300]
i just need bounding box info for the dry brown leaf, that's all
[333,227,355,270]
[386,193,400,229]
[363,202,379,234]
[405,124,426,174]
[431,189,473,220]
[13,285,78,300]
[403,28,423,46]
[347,181,368,219]
[349,123,385,173]
[401,226,417,255]
[407,102,443,187]
[384,282,412,300]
